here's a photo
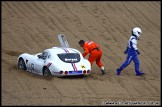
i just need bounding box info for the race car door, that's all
[34,51,48,75]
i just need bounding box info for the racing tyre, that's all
[18,58,27,70]
[43,67,52,76]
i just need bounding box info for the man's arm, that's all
[124,47,129,54]
[132,39,140,55]
[82,48,89,57]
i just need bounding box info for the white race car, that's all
[17,34,91,77]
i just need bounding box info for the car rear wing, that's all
[58,34,70,48]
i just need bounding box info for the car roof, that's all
[45,47,80,55]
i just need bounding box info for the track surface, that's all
[2,1,160,105]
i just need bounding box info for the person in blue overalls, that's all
[116,27,144,76]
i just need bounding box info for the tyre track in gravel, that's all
[2,1,160,105]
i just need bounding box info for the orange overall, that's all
[82,41,103,68]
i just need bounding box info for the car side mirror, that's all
[38,55,41,58]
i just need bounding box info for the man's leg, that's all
[133,55,144,76]
[116,55,133,75]
[88,53,97,65]
[89,51,105,75]
[96,51,105,75]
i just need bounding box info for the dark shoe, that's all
[101,70,105,75]
[116,68,121,75]
[136,71,144,76]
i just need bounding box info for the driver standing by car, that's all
[78,40,105,75]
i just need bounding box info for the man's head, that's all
[132,27,142,39]
[78,40,85,47]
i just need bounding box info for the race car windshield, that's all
[57,53,80,63]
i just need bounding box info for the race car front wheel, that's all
[18,58,27,70]
[43,67,52,76]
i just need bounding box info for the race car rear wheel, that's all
[43,67,52,76]
[18,58,27,70]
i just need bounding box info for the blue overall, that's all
[118,35,141,74]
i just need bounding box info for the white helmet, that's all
[132,27,142,38]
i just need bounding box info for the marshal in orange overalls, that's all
[82,41,104,68]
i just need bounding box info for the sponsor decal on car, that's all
[81,65,85,68]
[65,58,77,62]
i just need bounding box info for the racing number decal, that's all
[31,63,34,71]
